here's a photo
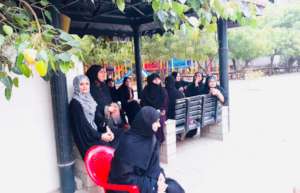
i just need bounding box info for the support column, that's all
[133,25,143,98]
[51,9,75,193]
[202,19,230,141]
[217,19,229,106]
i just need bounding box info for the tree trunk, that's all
[232,58,237,72]
[287,57,295,73]
[269,55,275,75]
[245,60,250,68]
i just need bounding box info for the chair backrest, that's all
[84,145,115,186]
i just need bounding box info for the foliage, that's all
[228,2,300,69]
[0,0,82,100]
[114,0,257,32]
[142,27,217,63]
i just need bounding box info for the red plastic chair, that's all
[84,145,140,193]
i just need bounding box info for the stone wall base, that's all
[73,147,104,193]
[160,119,177,164]
[201,106,230,141]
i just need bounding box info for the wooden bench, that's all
[174,94,222,140]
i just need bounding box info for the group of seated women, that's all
[69,64,226,193]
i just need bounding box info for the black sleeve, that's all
[94,107,106,133]
[70,100,102,140]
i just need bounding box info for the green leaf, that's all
[19,63,32,78]
[5,87,12,100]
[56,52,71,62]
[172,2,187,18]
[13,77,19,87]
[35,60,48,77]
[16,53,25,66]
[3,25,13,36]
[48,52,56,71]
[38,50,49,62]
[152,0,160,12]
[40,0,49,6]
[44,10,52,22]
[0,72,6,78]
[59,62,71,73]
[0,34,5,47]
[187,16,199,27]
[116,0,125,12]
[0,76,12,89]
[60,31,74,42]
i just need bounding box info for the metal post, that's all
[217,19,229,106]
[50,9,75,193]
[133,25,143,98]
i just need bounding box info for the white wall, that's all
[0,73,59,193]
[0,63,83,193]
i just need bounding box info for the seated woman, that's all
[86,65,128,128]
[204,75,226,104]
[185,72,205,97]
[141,73,168,143]
[106,78,119,103]
[117,77,141,124]
[165,75,184,119]
[171,72,189,94]
[109,106,185,193]
[69,75,121,158]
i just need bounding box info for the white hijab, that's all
[72,75,98,130]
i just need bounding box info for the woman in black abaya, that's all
[109,106,185,193]
[165,76,184,119]
[185,72,205,97]
[117,76,141,124]
[140,73,168,143]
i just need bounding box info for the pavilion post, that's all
[50,9,75,193]
[217,19,229,106]
[133,25,143,98]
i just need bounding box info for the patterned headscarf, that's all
[72,75,98,130]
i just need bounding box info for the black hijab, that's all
[86,64,112,113]
[86,65,104,84]
[114,106,160,170]
[141,73,165,109]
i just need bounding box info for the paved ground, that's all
[161,73,300,193]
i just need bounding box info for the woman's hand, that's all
[101,132,112,142]
[157,173,168,193]
[178,87,184,92]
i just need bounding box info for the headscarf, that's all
[204,75,219,93]
[86,64,105,84]
[114,106,160,170]
[130,106,160,137]
[165,75,176,90]
[142,73,165,109]
[72,75,98,130]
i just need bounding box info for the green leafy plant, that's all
[0,0,82,100]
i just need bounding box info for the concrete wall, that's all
[0,63,84,193]
[0,73,59,193]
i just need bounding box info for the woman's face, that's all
[125,78,132,87]
[79,79,90,94]
[208,79,217,88]
[97,68,107,82]
[176,73,181,81]
[152,77,161,85]
[152,119,161,132]
[195,73,202,83]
